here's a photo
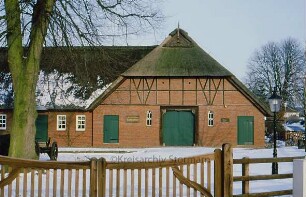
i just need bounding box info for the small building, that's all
[0,28,271,147]
[284,123,305,146]
[284,107,300,119]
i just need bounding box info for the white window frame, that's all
[208,111,214,127]
[76,115,86,131]
[0,114,7,130]
[146,111,152,126]
[57,115,66,131]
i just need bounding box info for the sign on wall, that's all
[126,116,140,123]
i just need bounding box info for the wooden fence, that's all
[105,153,214,197]
[219,143,305,197]
[233,156,304,197]
[0,153,215,197]
[1,144,303,196]
[0,156,96,197]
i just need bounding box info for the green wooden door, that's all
[162,111,195,146]
[103,115,119,143]
[35,115,48,142]
[237,116,254,145]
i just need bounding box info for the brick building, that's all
[0,28,271,147]
[86,28,271,147]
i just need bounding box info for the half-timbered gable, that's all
[88,28,270,147]
[99,77,258,107]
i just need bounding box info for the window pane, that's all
[0,115,6,129]
[57,115,66,130]
[76,115,86,131]
[208,111,214,126]
[146,111,152,126]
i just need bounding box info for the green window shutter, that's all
[35,115,48,142]
[237,116,254,145]
[103,115,119,143]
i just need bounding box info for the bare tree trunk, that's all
[3,0,161,159]
[5,0,56,159]
[9,76,38,158]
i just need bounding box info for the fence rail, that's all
[224,145,304,197]
[212,144,305,197]
[105,153,215,197]
[0,155,94,197]
[0,153,215,197]
[1,144,302,197]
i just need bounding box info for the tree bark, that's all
[3,0,160,159]
[5,0,56,159]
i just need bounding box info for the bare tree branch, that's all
[245,38,305,109]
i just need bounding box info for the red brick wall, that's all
[0,77,266,148]
[93,105,160,147]
[47,111,93,147]
[198,106,265,147]
[94,77,266,147]
[0,110,93,147]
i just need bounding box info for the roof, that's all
[0,46,156,109]
[0,105,86,111]
[122,28,233,77]
[284,123,305,132]
[0,46,156,85]
[88,28,272,116]
[87,77,125,110]
[286,107,299,113]
[227,76,272,116]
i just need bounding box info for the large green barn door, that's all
[103,115,119,143]
[35,115,48,142]
[237,116,254,145]
[162,111,195,146]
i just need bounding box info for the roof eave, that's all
[227,76,272,117]
[87,76,125,111]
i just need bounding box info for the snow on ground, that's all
[38,145,306,196]
[52,146,305,163]
[52,147,216,162]
[233,146,305,196]
[284,122,305,132]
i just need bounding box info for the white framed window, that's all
[208,111,214,127]
[76,115,86,131]
[57,115,66,131]
[0,114,7,130]
[146,111,152,126]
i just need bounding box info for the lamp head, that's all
[268,88,282,113]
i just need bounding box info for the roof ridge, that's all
[122,27,233,77]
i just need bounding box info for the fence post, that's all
[90,158,98,197]
[222,143,233,197]
[214,148,222,197]
[293,159,306,197]
[242,157,249,195]
[98,158,107,197]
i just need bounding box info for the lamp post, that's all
[284,102,287,123]
[268,88,282,175]
[304,75,306,152]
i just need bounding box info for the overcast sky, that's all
[128,0,306,81]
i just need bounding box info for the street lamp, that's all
[268,88,282,174]
[304,75,306,152]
